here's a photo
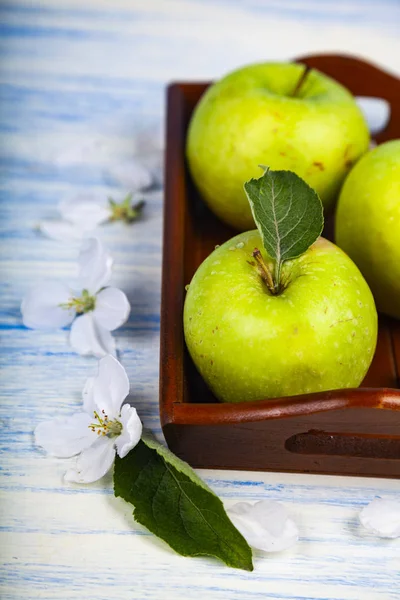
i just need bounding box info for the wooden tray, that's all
[160,54,400,478]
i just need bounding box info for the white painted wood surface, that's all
[0,1,399,598]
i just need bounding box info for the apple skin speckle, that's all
[183,231,377,403]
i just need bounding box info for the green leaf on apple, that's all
[114,434,254,572]
[244,169,324,293]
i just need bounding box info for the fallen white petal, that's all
[134,122,164,187]
[93,287,130,331]
[140,152,163,187]
[38,221,86,243]
[105,159,153,191]
[135,121,164,155]
[115,404,142,458]
[70,313,116,357]
[21,281,74,329]
[356,97,390,136]
[91,354,130,418]
[54,137,107,166]
[59,193,111,228]
[77,237,113,294]
[359,498,400,538]
[35,413,97,458]
[227,500,299,553]
[64,436,115,483]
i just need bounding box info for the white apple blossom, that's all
[38,192,145,243]
[21,237,130,357]
[359,498,400,538]
[227,500,299,553]
[44,123,163,243]
[35,355,142,483]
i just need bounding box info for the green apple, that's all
[186,62,369,230]
[183,169,377,403]
[184,232,377,403]
[335,140,400,320]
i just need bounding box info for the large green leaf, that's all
[114,437,253,571]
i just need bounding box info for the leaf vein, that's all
[163,460,248,562]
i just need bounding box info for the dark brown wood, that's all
[160,54,400,478]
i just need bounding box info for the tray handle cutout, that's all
[285,429,400,460]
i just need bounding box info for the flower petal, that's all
[356,96,390,137]
[38,221,86,243]
[91,354,130,418]
[134,123,164,187]
[135,122,164,155]
[140,153,163,187]
[77,237,113,294]
[54,137,107,166]
[93,287,131,331]
[227,500,299,553]
[21,281,74,329]
[115,404,142,458]
[82,376,96,414]
[64,436,115,483]
[359,498,400,538]
[104,159,153,191]
[70,313,116,357]
[35,413,97,458]
[59,194,111,228]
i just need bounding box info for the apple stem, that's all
[252,249,276,294]
[291,65,311,97]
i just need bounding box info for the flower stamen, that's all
[59,289,96,314]
[89,409,122,438]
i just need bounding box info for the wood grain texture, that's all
[0,1,399,599]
